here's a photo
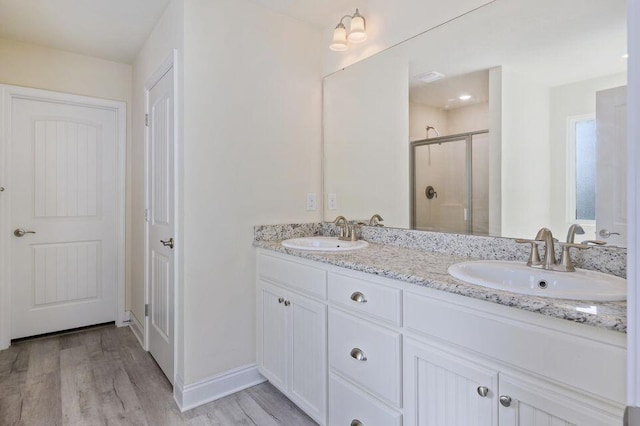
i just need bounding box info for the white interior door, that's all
[147,65,175,383]
[9,93,120,339]
[596,86,627,246]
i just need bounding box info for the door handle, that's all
[599,229,621,239]
[160,238,174,249]
[14,228,36,237]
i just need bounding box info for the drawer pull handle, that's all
[350,291,367,303]
[351,420,363,426]
[499,395,512,407]
[477,386,489,397]
[350,348,367,361]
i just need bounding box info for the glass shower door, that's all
[413,137,468,233]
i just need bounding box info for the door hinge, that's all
[145,304,149,317]
[145,113,149,127]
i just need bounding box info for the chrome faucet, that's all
[368,214,384,227]
[536,228,558,270]
[333,216,357,241]
[517,227,591,272]
[566,224,585,244]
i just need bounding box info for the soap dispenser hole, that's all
[538,280,548,289]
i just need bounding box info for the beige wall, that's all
[448,103,489,135]
[0,37,133,308]
[500,68,551,238]
[130,0,185,377]
[181,0,322,384]
[409,101,489,141]
[409,102,447,141]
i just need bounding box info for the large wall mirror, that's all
[323,0,627,246]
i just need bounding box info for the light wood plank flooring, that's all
[0,324,317,426]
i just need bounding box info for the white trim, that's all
[143,50,180,385]
[627,0,640,409]
[173,364,267,412]
[0,84,127,349]
[129,312,145,347]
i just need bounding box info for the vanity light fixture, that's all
[459,94,472,101]
[329,8,367,51]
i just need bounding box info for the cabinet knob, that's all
[477,386,489,397]
[499,395,512,407]
[350,347,367,361]
[350,291,367,303]
[278,297,284,304]
[284,300,291,307]
[351,420,363,426]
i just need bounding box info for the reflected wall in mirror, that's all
[323,0,627,246]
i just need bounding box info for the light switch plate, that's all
[306,193,317,211]
[328,193,337,210]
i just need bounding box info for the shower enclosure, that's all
[411,130,489,235]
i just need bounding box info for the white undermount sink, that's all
[281,236,368,252]
[448,260,626,301]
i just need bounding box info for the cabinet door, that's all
[404,338,498,426]
[258,281,288,391]
[498,375,622,426]
[288,292,327,424]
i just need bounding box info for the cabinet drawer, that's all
[258,253,327,299]
[329,309,401,407]
[328,272,401,325]
[329,375,401,426]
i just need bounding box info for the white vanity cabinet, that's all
[255,250,626,426]
[404,337,499,426]
[256,255,328,425]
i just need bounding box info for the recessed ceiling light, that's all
[415,71,445,83]
[459,94,472,101]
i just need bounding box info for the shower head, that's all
[425,126,440,139]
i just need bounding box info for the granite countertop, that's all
[254,239,627,333]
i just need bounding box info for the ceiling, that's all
[0,0,172,63]
[410,70,489,110]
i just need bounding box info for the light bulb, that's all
[330,24,348,51]
[348,9,367,43]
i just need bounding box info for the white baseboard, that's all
[173,364,266,412]
[129,312,145,349]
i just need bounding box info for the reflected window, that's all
[567,114,596,222]
[575,119,596,220]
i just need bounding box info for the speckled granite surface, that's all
[359,226,627,278]
[253,224,627,333]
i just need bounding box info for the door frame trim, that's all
[0,84,127,349]
[143,50,179,385]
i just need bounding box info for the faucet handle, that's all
[515,239,544,267]
[580,240,607,246]
[557,242,591,272]
[559,242,590,250]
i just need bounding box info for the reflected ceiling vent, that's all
[415,71,445,83]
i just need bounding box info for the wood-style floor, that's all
[0,324,317,426]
